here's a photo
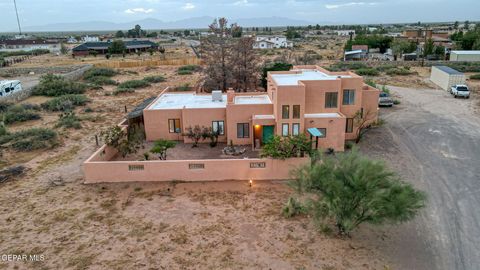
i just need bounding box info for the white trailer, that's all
[430,66,465,91]
[0,80,23,97]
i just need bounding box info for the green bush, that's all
[178,65,200,72]
[386,68,413,76]
[0,128,58,151]
[1,105,41,125]
[33,74,87,96]
[177,69,193,75]
[261,134,311,159]
[355,68,379,76]
[113,88,135,95]
[117,80,150,90]
[86,76,118,86]
[470,74,480,80]
[83,67,117,80]
[143,75,166,83]
[327,62,367,71]
[364,79,377,88]
[56,112,81,129]
[174,83,191,91]
[41,94,90,111]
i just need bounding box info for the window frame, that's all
[212,120,225,135]
[343,89,355,105]
[292,123,300,136]
[282,123,289,137]
[346,118,354,133]
[168,119,181,133]
[325,92,338,108]
[317,128,327,138]
[282,105,290,119]
[292,105,300,119]
[237,123,250,138]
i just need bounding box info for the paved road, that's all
[361,86,480,270]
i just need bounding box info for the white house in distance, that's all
[253,35,293,49]
[0,39,61,53]
[335,30,355,36]
[82,35,100,42]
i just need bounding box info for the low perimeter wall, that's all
[83,145,309,183]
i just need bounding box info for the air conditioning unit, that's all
[212,90,222,102]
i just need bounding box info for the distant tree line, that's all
[451,22,480,50]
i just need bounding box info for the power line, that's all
[13,0,22,35]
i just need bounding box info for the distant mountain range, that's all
[20,16,315,32]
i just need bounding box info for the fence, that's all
[83,144,308,183]
[94,57,202,69]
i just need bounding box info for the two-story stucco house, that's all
[253,35,293,49]
[142,66,380,152]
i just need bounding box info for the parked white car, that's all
[450,85,470,99]
[0,80,22,97]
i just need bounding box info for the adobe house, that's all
[143,65,380,152]
[72,40,158,56]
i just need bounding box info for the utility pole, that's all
[13,0,22,35]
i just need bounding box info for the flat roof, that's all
[304,113,342,118]
[271,69,351,86]
[149,93,227,110]
[451,50,480,55]
[433,66,463,75]
[234,95,271,105]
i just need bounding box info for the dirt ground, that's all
[113,142,259,161]
[359,85,480,270]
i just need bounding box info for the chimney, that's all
[227,88,235,104]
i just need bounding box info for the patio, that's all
[112,142,259,161]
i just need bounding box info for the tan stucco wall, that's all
[144,108,183,141]
[182,108,227,143]
[225,103,273,145]
[304,116,346,151]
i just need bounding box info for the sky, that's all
[1,0,479,31]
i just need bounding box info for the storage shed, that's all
[449,50,480,62]
[430,66,465,91]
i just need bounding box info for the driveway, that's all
[360,86,480,270]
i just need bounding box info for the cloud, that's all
[124,8,155,14]
[182,3,196,10]
[233,0,253,6]
[325,2,377,9]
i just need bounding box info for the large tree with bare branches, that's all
[229,37,259,92]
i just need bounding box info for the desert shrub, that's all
[364,78,377,88]
[33,74,87,96]
[345,141,354,150]
[178,65,200,72]
[86,76,117,86]
[41,94,90,111]
[470,74,480,80]
[113,88,135,95]
[374,65,397,72]
[445,62,480,73]
[150,139,176,160]
[117,79,150,90]
[0,128,58,151]
[56,112,81,129]
[381,85,391,94]
[0,123,7,136]
[393,99,401,105]
[282,197,307,218]
[177,69,193,75]
[1,105,41,125]
[0,165,26,183]
[261,134,311,159]
[84,107,94,113]
[386,67,413,76]
[83,67,117,79]
[143,75,166,83]
[327,62,367,71]
[174,83,191,91]
[355,68,379,76]
[0,101,13,112]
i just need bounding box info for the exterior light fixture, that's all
[249,180,253,187]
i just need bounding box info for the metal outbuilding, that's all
[430,66,466,91]
[450,50,480,62]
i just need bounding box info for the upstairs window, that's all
[325,92,338,108]
[343,90,355,105]
[293,105,300,119]
[282,105,290,119]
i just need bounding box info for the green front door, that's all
[262,125,274,144]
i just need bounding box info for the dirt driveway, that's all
[360,86,480,270]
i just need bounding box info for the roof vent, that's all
[212,90,223,102]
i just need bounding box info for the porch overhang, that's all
[252,114,276,126]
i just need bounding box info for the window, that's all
[292,123,300,136]
[212,121,225,135]
[282,105,290,119]
[317,128,327,138]
[282,123,289,136]
[168,119,181,133]
[346,118,354,133]
[237,123,250,138]
[343,89,355,105]
[293,105,300,119]
[325,92,338,108]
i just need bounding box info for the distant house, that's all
[0,39,60,53]
[351,45,368,53]
[82,35,100,42]
[253,35,293,49]
[72,40,158,56]
[67,37,78,44]
[335,30,355,36]
[344,50,367,61]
